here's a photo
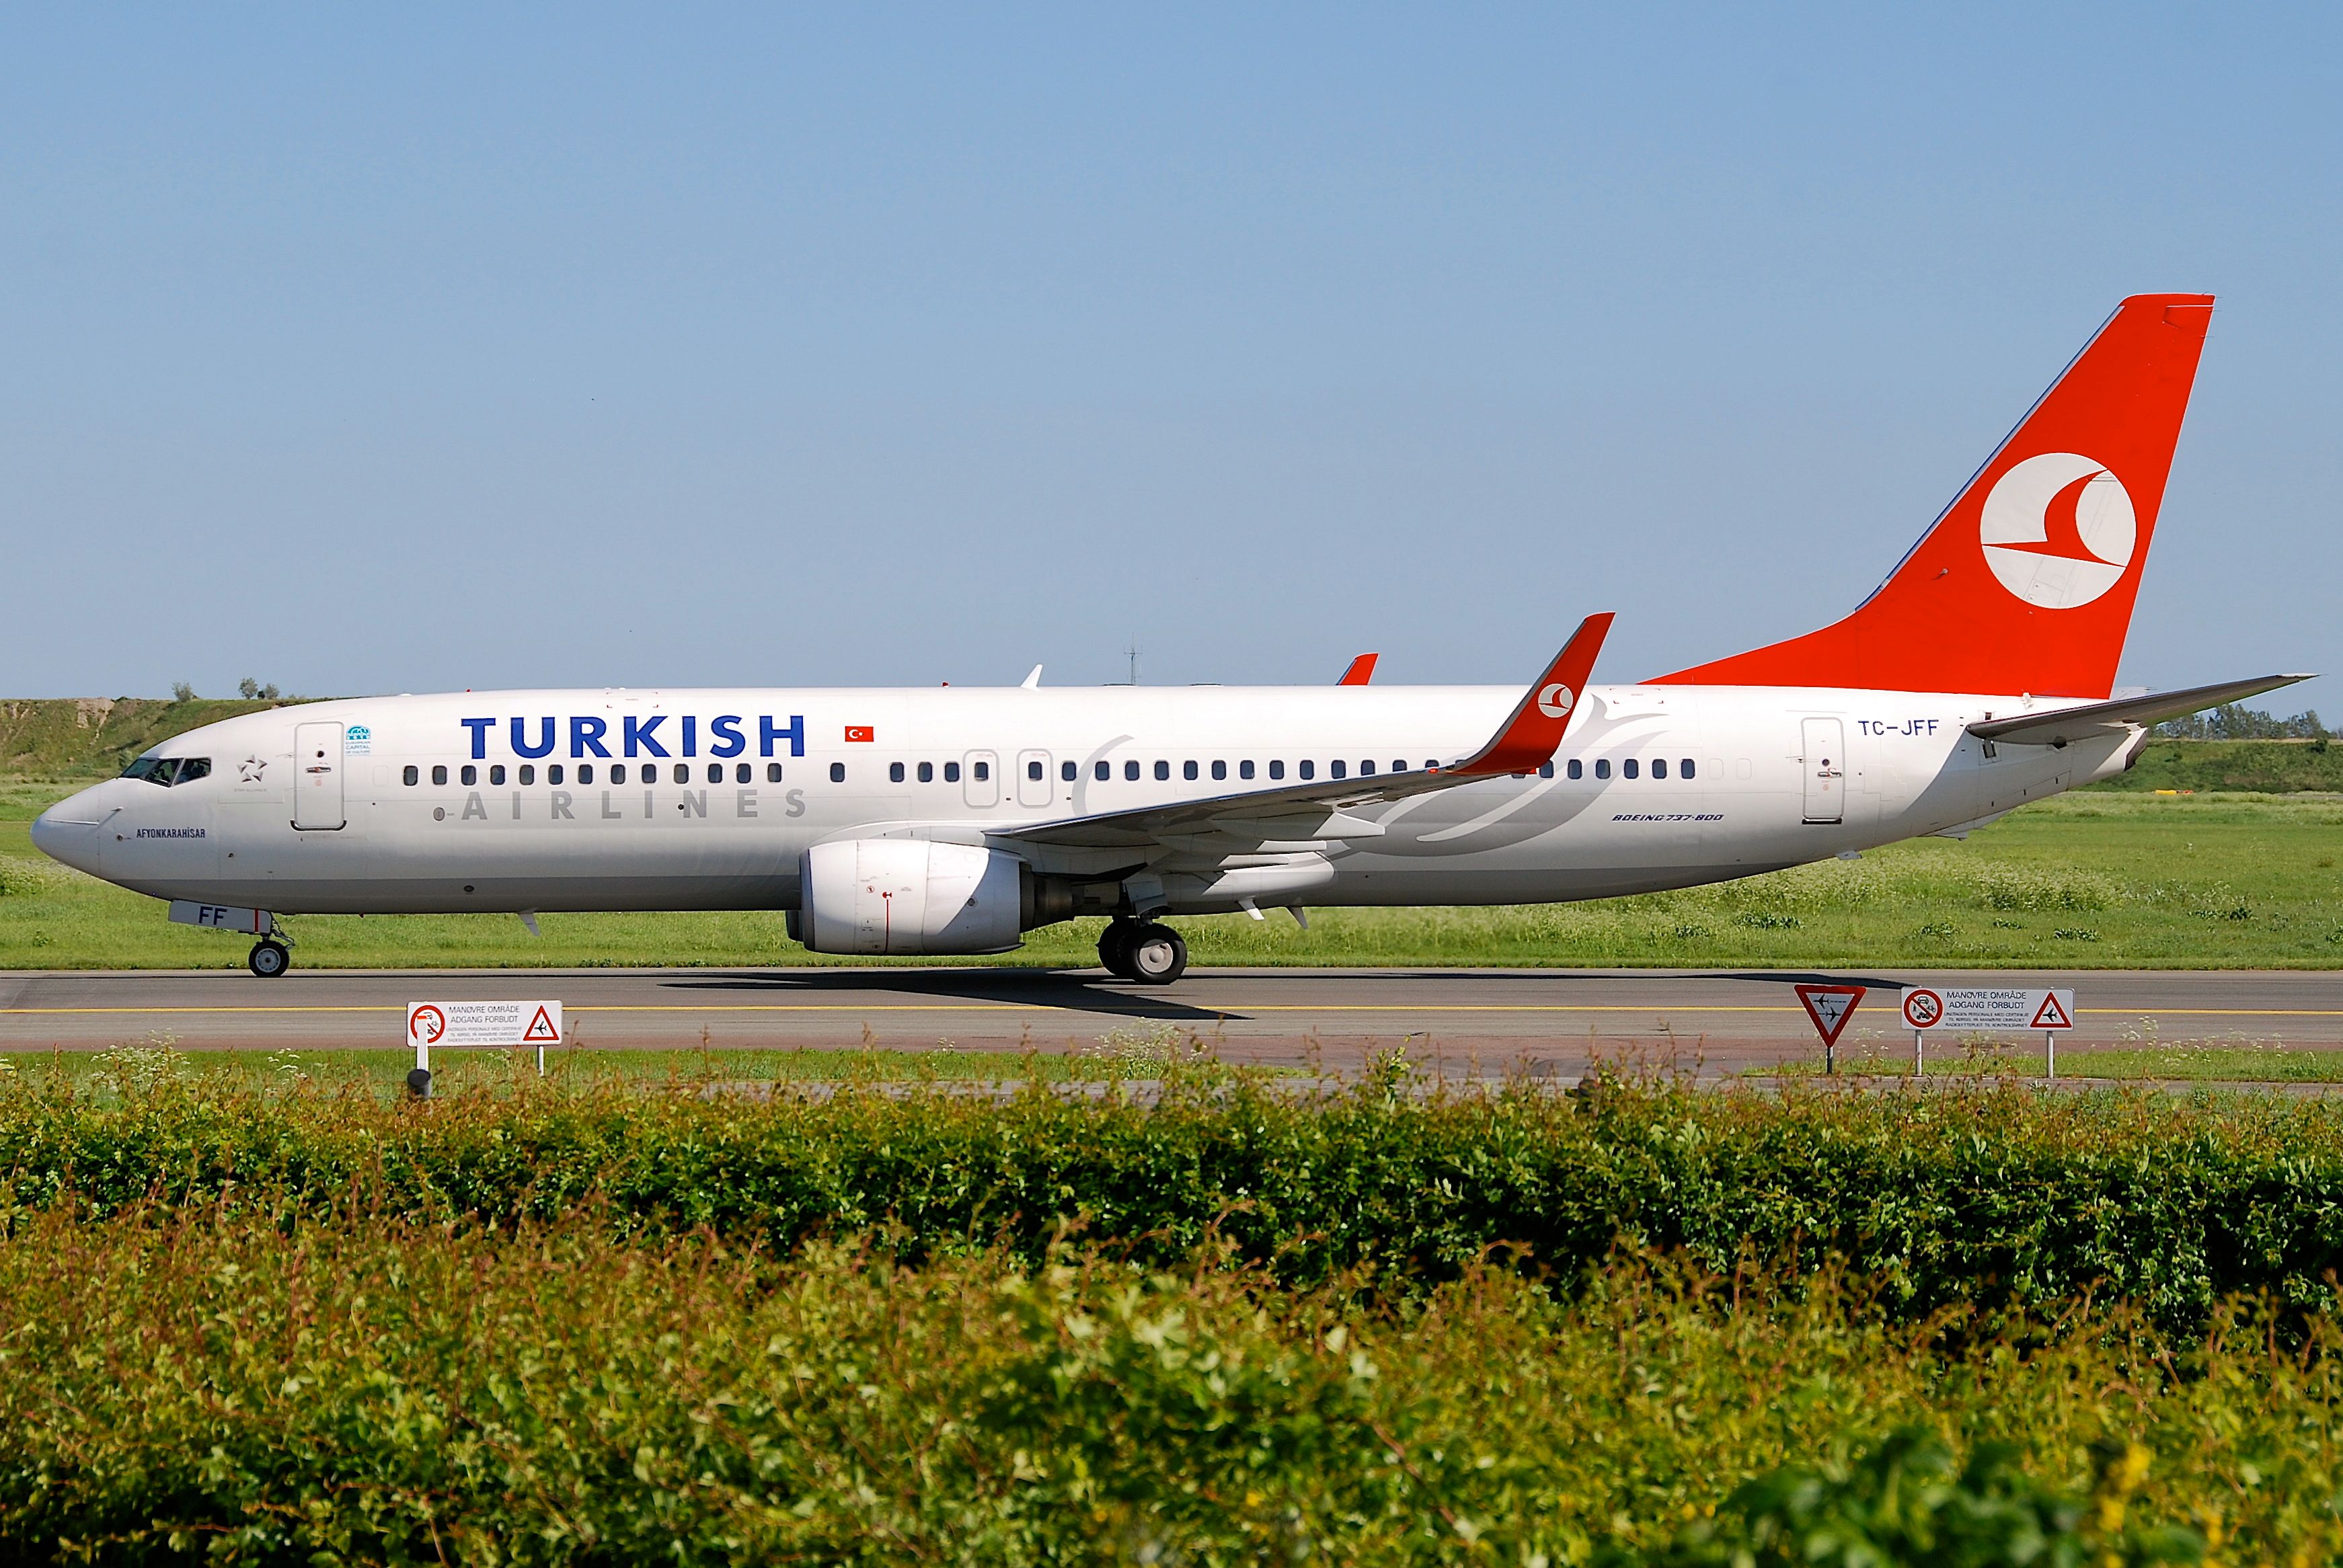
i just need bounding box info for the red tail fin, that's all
[1654,294,2214,697]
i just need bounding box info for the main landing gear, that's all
[247,939,292,978]
[1098,918,1188,986]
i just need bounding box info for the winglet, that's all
[1337,653,1379,686]
[1450,613,1614,777]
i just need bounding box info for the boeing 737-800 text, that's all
[32,294,2309,982]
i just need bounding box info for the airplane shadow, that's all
[659,968,1237,1023]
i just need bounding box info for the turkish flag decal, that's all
[843,725,875,743]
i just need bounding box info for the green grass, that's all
[6,779,2339,968]
[2096,737,2343,793]
[0,696,293,776]
[0,1039,1184,1097]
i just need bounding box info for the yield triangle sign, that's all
[2029,992,2074,1029]
[523,1005,562,1043]
[1793,983,1867,1046]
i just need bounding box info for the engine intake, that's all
[796,838,1028,955]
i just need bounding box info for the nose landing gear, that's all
[1098,918,1188,985]
[247,939,292,978]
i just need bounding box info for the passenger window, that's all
[1095,760,1110,781]
[550,765,566,785]
[579,765,595,785]
[461,765,477,785]
[973,761,989,781]
[1330,760,1346,779]
[675,764,689,784]
[766,762,783,783]
[1652,758,1667,779]
[1567,759,1582,780]
[736,762,751,783]
[403,765,420,786]
[1391,760,1407,774]
[1061,761,1077,782]
[490,765,506,785]
[1269,760,1284,780]
[518,765,535,785]
[1154,760,1169,781]
[1623,759,1639,779]
[616,765,631,784]
[1537,762,1553,779]
[1682,758,1695,779]
[1595,759,1611,779]
[1240,760,1256,780]
[1299,760,1315,781]
[829,762,845,783]
[1360,760,1375,775]
[919,761,934,783]
[1182,760,1198,781]
[1028,760,1044,781]
[1424,759,1439,771]
[1124,760,1139,781]
[432,765,449,785]
[945,761,961,783]
[1211,760,1227,781]
[890,762,906,783]
[177,758,210,784]
[706,763,722,784]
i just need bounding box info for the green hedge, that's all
[0,1215,2314,1563]
[7,1072,2343,1333]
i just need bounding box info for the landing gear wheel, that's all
[1098,920,1139,980]
[1125,922,1188,986]
[247,939,291,978]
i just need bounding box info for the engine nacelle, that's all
[797,838,1027,955]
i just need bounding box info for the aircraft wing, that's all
[996,614,1613,851]
[1967,673,2317,747]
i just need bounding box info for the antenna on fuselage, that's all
[1126,638,1140,686]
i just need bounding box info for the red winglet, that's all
[1337,652,1379,686]
[1451,613,1614,777]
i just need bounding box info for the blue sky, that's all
[3,5,2336,703]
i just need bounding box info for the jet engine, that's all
[795,838,1029,955]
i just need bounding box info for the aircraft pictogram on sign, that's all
[523,1005,562,1043]
[1793,983,1867,1046]
[2028,992,2075,1029]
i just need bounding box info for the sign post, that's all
[1793,983,1868,1076]
[1901,988,2075,1080]
[404,1001,564,1097]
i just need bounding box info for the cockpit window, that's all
[119,756,209,786]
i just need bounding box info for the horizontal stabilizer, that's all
[1967,673,2317,747]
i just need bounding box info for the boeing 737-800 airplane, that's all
[32,294,2309,982]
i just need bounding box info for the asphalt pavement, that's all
[3,966,2336,1075]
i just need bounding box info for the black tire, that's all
[247,939,291,978]
[1098,921,1138,980]
[1126,922,1187,985]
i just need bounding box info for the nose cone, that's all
[30,788,110,875]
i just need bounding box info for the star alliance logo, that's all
[238,756,268,783]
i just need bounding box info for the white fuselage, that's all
[32,682,2130,923]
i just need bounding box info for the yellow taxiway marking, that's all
[4,1004,2341,1019]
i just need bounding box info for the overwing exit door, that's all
[1801,717,1844,825]
[293,722,346,830]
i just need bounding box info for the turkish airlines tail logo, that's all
[1979,453,2137,609]
[1652,293,2214,699]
